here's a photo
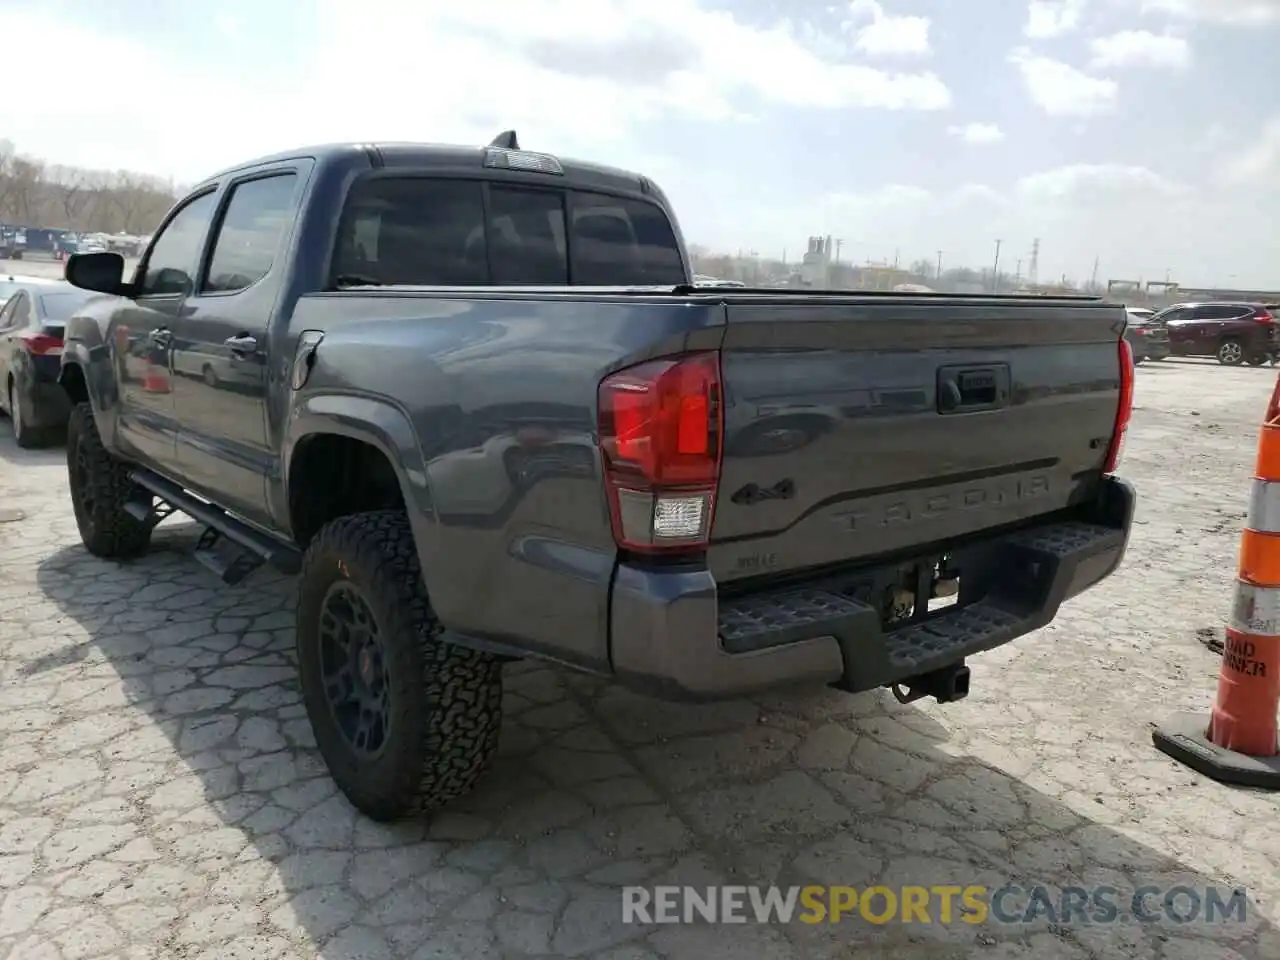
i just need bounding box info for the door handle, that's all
[148,328,172,346]
[224,334,258,358]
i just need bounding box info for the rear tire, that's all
[1217,339,1245,365]
[66,402,153,558]
[296,510,503,821]
[9,379,51,449]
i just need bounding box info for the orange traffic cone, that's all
[1153,375,1280,788]
[142,364,171,394]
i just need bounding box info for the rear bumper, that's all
[19,380,72,430]
[610,476,1135,701]
[1139,341,1170,360]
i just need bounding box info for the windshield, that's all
[38,290,97,322]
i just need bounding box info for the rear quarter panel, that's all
[285,292,725,669]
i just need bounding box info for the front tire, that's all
[66,402,153,558]
[296,510,503,821]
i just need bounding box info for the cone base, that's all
[1152,712,1280,789]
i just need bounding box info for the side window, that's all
[487,186,567,284]
[9,292,31,330]
[0,296,18,331]
[332,178,487,285]
[568,192,685,286]
[203,174,298,294]
[137,191,219,297]
[1195,304,1247,321]
[1160,307,1191,324]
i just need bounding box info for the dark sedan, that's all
[0,281,100,447]
[1125,307,1170,363]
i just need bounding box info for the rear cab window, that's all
[331,176,685,287]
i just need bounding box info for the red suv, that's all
[1153,301,1280,365]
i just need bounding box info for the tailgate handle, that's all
[937,364,1010,414]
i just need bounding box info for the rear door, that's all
[707,296,1124,583]
[172,167,303,528]
[0,295,21,400]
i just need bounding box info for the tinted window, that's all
[204,174,298,294]
[331,177,685,287]
[488,186,567,284]
[1198,304,1252,320]
[569,191,684,285]
[0,297,16,331]
[333,178,488,286]
[38,291,96,323]
[1158,307,1192,323]
[138,191,218,296]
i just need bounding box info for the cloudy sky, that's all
[3,0,1278,286]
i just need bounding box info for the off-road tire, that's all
[1217,338,1245,366]
[66,401,153,558]
[296,510,503,821]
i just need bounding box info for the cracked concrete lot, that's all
[2,357,1280,960]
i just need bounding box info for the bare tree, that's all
[0,140,177,234]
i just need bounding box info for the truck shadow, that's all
[19,524,1276,959]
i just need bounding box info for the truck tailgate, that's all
[708,297,1124,584]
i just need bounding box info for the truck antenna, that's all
[489,130,520,150]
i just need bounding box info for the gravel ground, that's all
[1,358,1279,960]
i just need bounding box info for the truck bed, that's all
[287,284,1127,685]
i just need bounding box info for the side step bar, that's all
[125,469,302,584]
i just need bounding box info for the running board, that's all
[126,469,302,583]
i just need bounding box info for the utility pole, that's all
[1015,259,1022,284]
[1090,256,1100,289]
[936,250,943,280]
[835,238,843,264]
[992,239,1002,292]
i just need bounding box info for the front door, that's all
[171,169,301,528]
[112,189,220,468]
[1160,307,1195,356]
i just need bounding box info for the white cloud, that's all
[735,162,1275,287]
[845,0,933,57]
[0,0,951,182]
[1025,0,1088,38]
[1009,49,1119,116]
[1219,115,1280,185]
[948,123,1006,143]
[1139,0,1280,26]
[1089,29,1190,68]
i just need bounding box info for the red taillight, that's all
[19,332,63,356]
[597,351,723,554]
[1105,338,1134,474]
[1254,308,1274,323]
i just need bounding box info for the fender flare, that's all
[282,392,445,587]
[58,340,121,434]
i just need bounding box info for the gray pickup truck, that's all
[56,132,1137,820]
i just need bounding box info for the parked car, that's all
[0,273,63,305]
[1124,307,1170,363]
[1153,301,1279,365]
[56,134,1135,821]
[0,280,99,446]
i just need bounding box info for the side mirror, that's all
[65,252,128,296]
